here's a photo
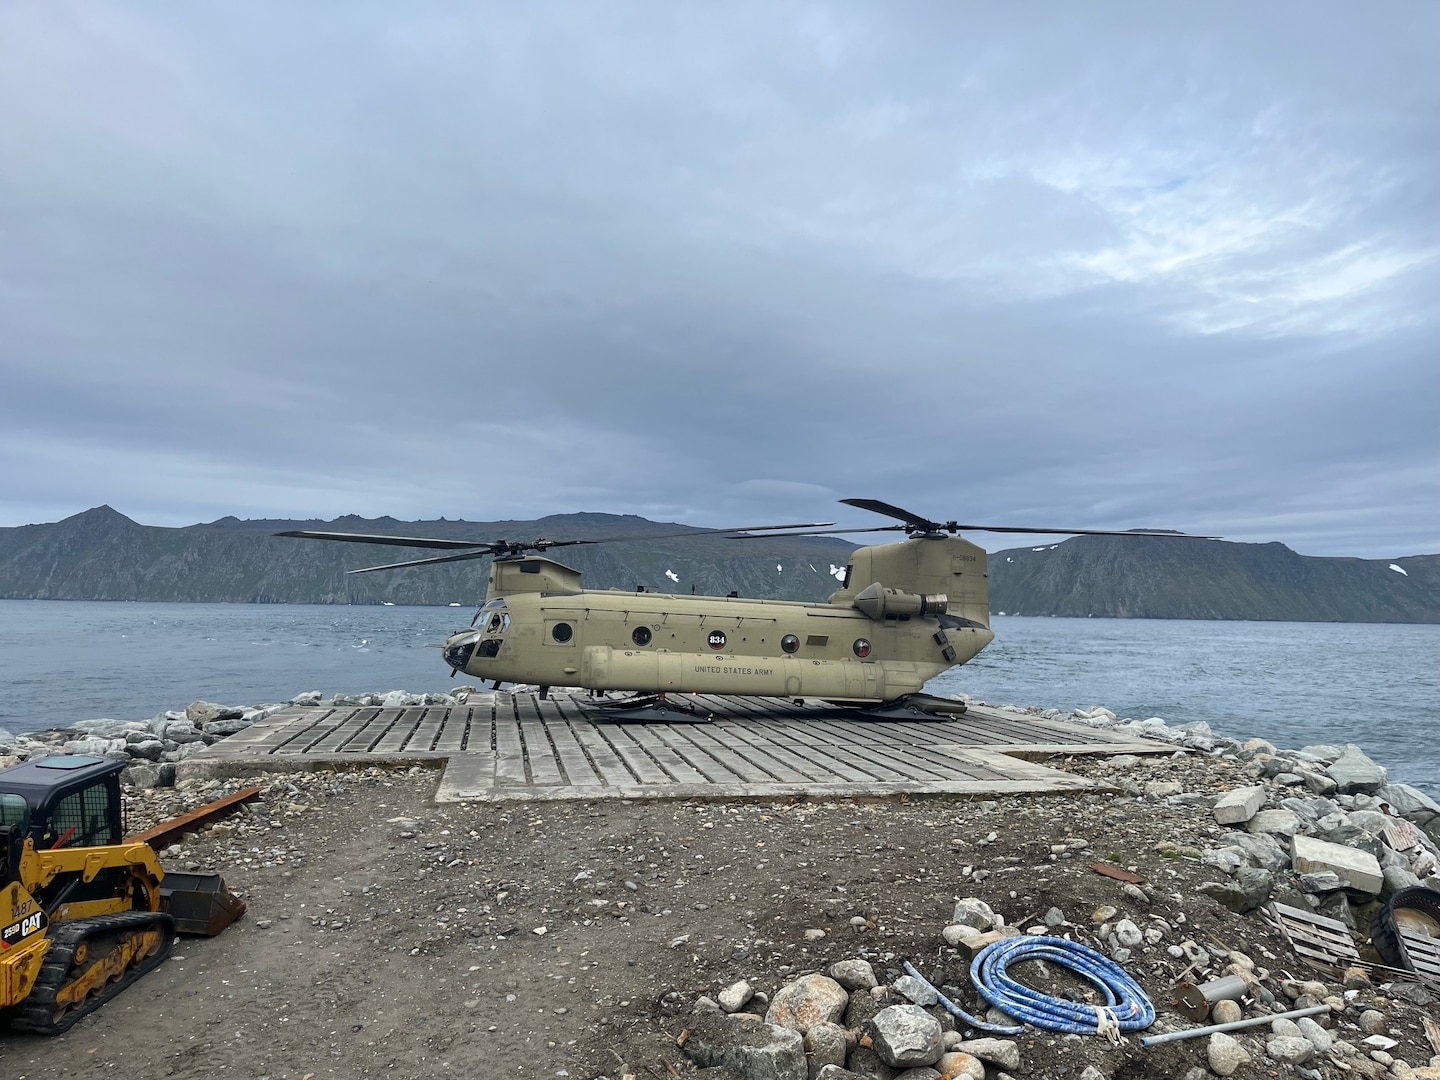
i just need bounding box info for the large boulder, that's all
[805,1021,848,1075]
[868,1005,943,1068]
[202,717,251,737]
[680,1013,806,1080]
[765,974,848,1035]
[74,718,148,739]
[827,959,878,991]
[1223,830,1291,873]
[1325,745,1387,795]
[1199,867,1274,913]
[186,701,244,725]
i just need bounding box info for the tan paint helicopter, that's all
[280,499,1215,715]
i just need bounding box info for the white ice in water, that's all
[1389,564,1408,576]
[776,563,783,573]
[1032,547,1047,552]
[665,569,679,583]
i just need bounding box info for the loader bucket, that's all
[160,872,246,936]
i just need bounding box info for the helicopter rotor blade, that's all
[531,521,837,550]
[949,524,1220,538]
[730,524,909,539]
[345,550,495,574]
[839,498,942,533]
[276,530,493,551]
[281,520,838,570]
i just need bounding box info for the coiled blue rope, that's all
[969,935,1156,1037]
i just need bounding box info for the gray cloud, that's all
[1,1,1435,557]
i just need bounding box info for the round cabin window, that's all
[781,634,800,654]
[551,622,574,643]
[632,625,653,647]
[852,638,872,658]
[707,629,727,651]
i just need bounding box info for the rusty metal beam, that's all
[127,786,263,850]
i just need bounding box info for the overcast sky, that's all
[1,2,1436,558]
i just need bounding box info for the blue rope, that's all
[969,935,1156,1036]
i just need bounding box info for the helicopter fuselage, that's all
[440,534,995,703]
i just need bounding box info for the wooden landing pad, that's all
[196,692,1171,803]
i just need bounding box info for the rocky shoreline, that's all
[2,693,1439,1079]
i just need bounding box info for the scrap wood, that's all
[1268,902,1360,978]
[1425,1016,1440,1056]
[1090,862,1145,885]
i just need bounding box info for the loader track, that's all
[11,910,176,1035]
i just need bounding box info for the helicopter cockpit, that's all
[445,599,509,671]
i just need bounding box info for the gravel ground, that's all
[1,752,1436,1080]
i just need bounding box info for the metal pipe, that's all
[1139,1003,1330,1047]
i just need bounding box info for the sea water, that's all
[1,601,1435,795]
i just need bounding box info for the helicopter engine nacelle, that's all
[851,582,948,621]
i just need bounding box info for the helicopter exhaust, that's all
[851,582,949,621]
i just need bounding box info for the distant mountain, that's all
[988,535,1439,623]
[0,506,857,605]
[1,508,1434,622]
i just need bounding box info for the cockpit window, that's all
[841,565,852,588]
[485,611,511,635]
[472,597,508,627]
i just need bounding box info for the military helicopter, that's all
[279,499,1215,711]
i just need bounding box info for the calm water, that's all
[1,601,1435,795]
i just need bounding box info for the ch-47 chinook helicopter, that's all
[280,499,1215,713]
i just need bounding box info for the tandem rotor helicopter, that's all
[280,499,1214,715]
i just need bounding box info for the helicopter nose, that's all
[443,630,482,672]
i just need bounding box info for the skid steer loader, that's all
[1,754,241,1034]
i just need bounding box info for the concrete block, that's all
[1291,834,1383,897]
[1215,786,1265,825]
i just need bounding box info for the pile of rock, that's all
[0,689,474,786]
[1049,704,1440,927]
[673,883,1440,1080]
[679,947,1023,1080]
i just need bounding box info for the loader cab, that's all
[0,755,125,852]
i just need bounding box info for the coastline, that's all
[3,691,1439,1078]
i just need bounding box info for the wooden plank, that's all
[1398,927,1440,985]
[310,708,379,752]
[716,724,829,783]
[1092,863,1146,885]
[735,717,892,782]
[128,786,263,848]
[372,707,426,753]
[339,709,397,752]
[567,720,641,786]
[1270,902,1360,977]
[266,708,342,754]
[591,726,674,785]
[493,706,527,785]
[462,704,492,753]
[514,697,566,785]
[433,706,469,753]
[605,723,710,784]
[658,725,780,783]
[407,707,447,752]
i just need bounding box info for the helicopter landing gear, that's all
[855,693,969,721]
[589,693,714,724]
